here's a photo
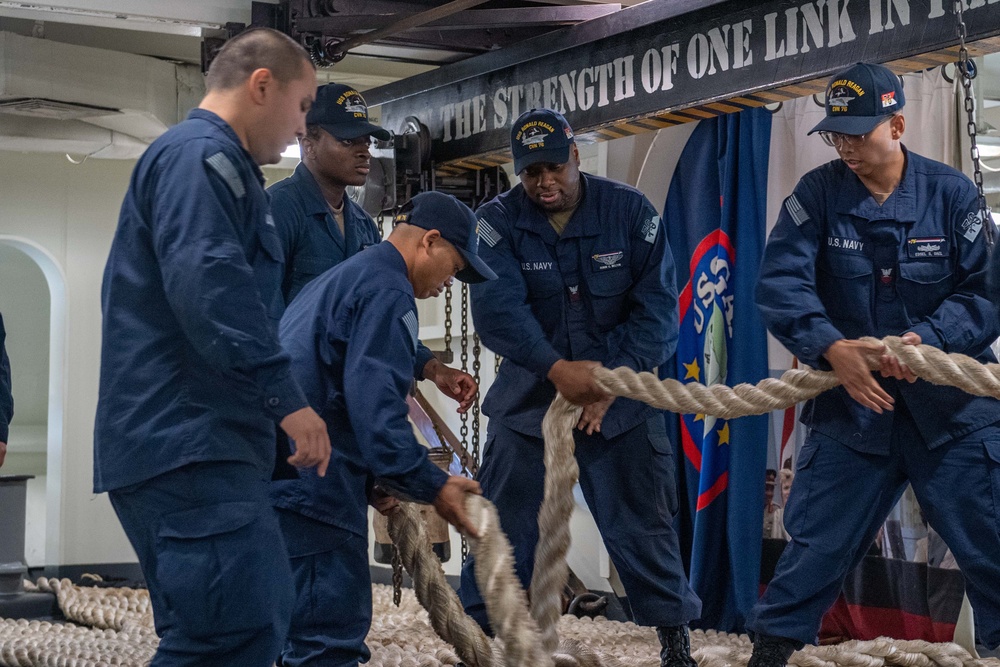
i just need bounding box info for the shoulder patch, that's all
[478,218,501,248]
[640,215,660,243]
[959,209,984,243]
[784,194,810,226]
[401,309,419,350]
[205,152,246,199]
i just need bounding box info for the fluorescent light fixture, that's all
[282,144,300,159]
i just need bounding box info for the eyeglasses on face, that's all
[819,114,896,149]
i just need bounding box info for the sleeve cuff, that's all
[522,339,563,379]
[0,424,7,443]
[415,343,434,380]
[607,354,641,373]
[263,372,310,422]
[799,323,844,369]
[906,322,944,350]
[383,463,449,505]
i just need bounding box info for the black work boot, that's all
[746,633,799,667]
[657,625,698,667]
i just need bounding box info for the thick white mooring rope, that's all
[397,338,1000,667]
[3,338,1000,667]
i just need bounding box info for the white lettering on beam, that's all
[765,0,856,61]
[869,0,910,35]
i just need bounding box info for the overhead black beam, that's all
[377,27,557,51]
[365,0,728,106]
[326,0,489,60]
[366,0,1000,167]
[306,0,438,16]
[296,6,621,33]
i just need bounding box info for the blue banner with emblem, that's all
[663,107,771,632]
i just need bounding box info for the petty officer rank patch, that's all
[641,215,660,243]
[907,237,948,258]
[401,309,419,352]
[960,210,984,243]
[592,251,624,271]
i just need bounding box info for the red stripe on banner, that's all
[779,404,796,463]
[778,358,799,466]
[681,421,701,471]
[821,601,958,644]
[678,230,736,321]
[679,281,692,322]
[697,470,728,510]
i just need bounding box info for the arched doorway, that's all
[0,236,66,567]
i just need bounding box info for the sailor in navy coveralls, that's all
[746,63,1000,667]
[94,30,331,667]
[458,109,702,667]
[272,191,495,667]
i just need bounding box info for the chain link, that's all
[471,332,482,477]
[443,284,453,355]
[954,0,995,249]
[458,283,471,469]
[391,544,403,606]
[376,211,386,240]
[494,354,501,375]
[459,283,471,563]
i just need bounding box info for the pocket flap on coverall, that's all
[984,437,1000,464]
[158,501,260,540]
[256,224,285,263]
[898,260,951,285]
[819,253,870,279]
[589,269,631,296]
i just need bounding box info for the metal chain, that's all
[471,332,483,477]
[391,544,403,606]
[494,354,501,375]
[377,211,386,240]
[459,282,471,562]
[444,284,453,355]
[458,283,471,469]
[955,0,995,249]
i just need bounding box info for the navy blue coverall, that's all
[267,162,435,375]
[747,148,1000,649]
[268,163,381,305]
[94,109,303,666]
[271,241,449,667]
[459,173,702,629]
[1,313,12,444]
